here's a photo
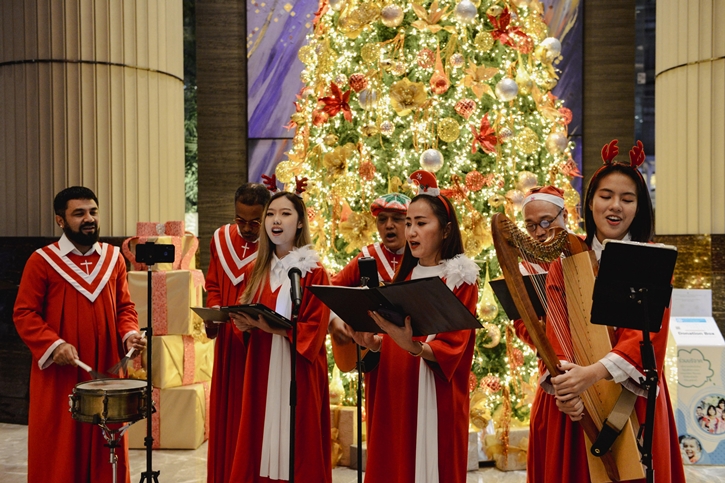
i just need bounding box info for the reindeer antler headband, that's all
[593,139,647,182]
[261,173,308,198]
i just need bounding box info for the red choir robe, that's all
[205,224,259,483]
[13,236,139,483]
[364,257,479,483]
[230,248,332,483]
[331,241,402,287]
[526,256,686,483]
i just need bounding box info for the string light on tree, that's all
[287,0,578,428]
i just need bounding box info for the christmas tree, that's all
[282,0,581,428]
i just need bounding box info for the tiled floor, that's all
[0,422,722,482]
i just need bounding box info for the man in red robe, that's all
[13,186,145,483]
[329,193,410,370]
[205,183,270,483]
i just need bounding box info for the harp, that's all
[491,213,644,482]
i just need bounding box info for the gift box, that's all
[483,426,529,471]
[134,335,214,389]
[330,405,366,467]
[128,270,205,336]
[126,382,210,449]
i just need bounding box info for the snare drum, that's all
[69,379,148,424]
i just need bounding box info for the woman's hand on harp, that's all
[555,394,585,421]
[552,361,612,398]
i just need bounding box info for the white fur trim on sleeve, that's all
[441,254,479,289]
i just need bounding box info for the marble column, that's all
[0,0,184,236]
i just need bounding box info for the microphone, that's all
[288,267,303,306]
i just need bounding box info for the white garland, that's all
[441,254,479,289]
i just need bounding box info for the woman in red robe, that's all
[228,190,332,483]
[529,141,686,483]
[351,171,479,483]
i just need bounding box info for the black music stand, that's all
[134,242,176,483]
[590,240,677,483]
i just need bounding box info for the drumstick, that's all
[108,331,147,375]
[74,359,104,379]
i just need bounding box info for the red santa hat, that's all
[522,185,565,209]
[407,170,440,196]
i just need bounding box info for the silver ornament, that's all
[329,0,346,12]
[539,37,562,63]
[420,149,444,172]
[498,127,514,142]
[495,77,519,101]
[450,53,465,68]
[380,120,395,136]
[381,4,404,28]
[545,132,568,154]
[358,89,379,111]
[454,0,478,24]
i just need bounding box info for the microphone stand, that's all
[140,266,160,483]
[289,286,301,483]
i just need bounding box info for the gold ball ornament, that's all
[465,170,485,191]
[480,374,502,394]
[361,43,382,63]
[380,4,404,27]
[438,118,461,143]
[349,73,368,92]
[417,49,435,69]
[420,149,445,172]
[474,31,494,51]
[275,161,296,184]
[516,171,538,192]
[297,45,315,65]
[454,0,478,23]
[564,185,580,206]
[516,69,534,95]
[450,53,465,69]
[495,77,519,101]
[380,120,395,136]
[324,134,339,146]
[478,291,500,323]
[480,322,501,347]
[454,98,477,119]
[545,132,568,155]
[516,127,539,155]
[391,61,407,77]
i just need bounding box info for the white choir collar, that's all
[58,234,102,257]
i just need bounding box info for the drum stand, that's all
[99,422,134,483]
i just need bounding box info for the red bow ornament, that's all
[319,82,352,122]
[470,114,498,154]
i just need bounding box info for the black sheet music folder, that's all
[591,240,677,333]
[307,277,482,336]
[489,274,547,320]
[191,304,292,329]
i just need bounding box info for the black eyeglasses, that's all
[234,218,262,229]
[524,206,565,233]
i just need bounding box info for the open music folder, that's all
[489,273,547,320]
[191,304,292,329]
[307,276,482,336]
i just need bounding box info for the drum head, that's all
[75,379,147,391]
